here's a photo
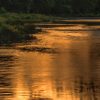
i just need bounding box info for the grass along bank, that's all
[0,13,58,44]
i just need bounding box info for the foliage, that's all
[0,0,100,16]
[0,13,57,44]
[0,23,34,44]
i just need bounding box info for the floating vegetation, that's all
[19,46,58,54]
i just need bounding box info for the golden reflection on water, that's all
[0,25,100,100]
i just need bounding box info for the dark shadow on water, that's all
[0,55,17,99]
[31,98,53,100]
[0,35,37,46]
[53,20,100,26]
[19,46,58,54]
[0,55,16,62]
[73,78,100,100]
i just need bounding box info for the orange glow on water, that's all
[1,25,100,100]
[14,25,92,100]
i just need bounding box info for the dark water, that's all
[0,24,100,100]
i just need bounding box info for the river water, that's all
[0,24,100,100]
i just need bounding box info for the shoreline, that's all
[0,13,100,45]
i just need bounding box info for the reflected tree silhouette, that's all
[0,55,17,100]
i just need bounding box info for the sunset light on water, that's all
[0,24,100,100]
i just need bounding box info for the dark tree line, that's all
[0,0,100,16]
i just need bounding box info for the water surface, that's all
[0,24,100,100]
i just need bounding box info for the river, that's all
[0,24,100,100]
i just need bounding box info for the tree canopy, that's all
[0,0,100,16]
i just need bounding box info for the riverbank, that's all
[0,13,58,45]
[0,13,100,45]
